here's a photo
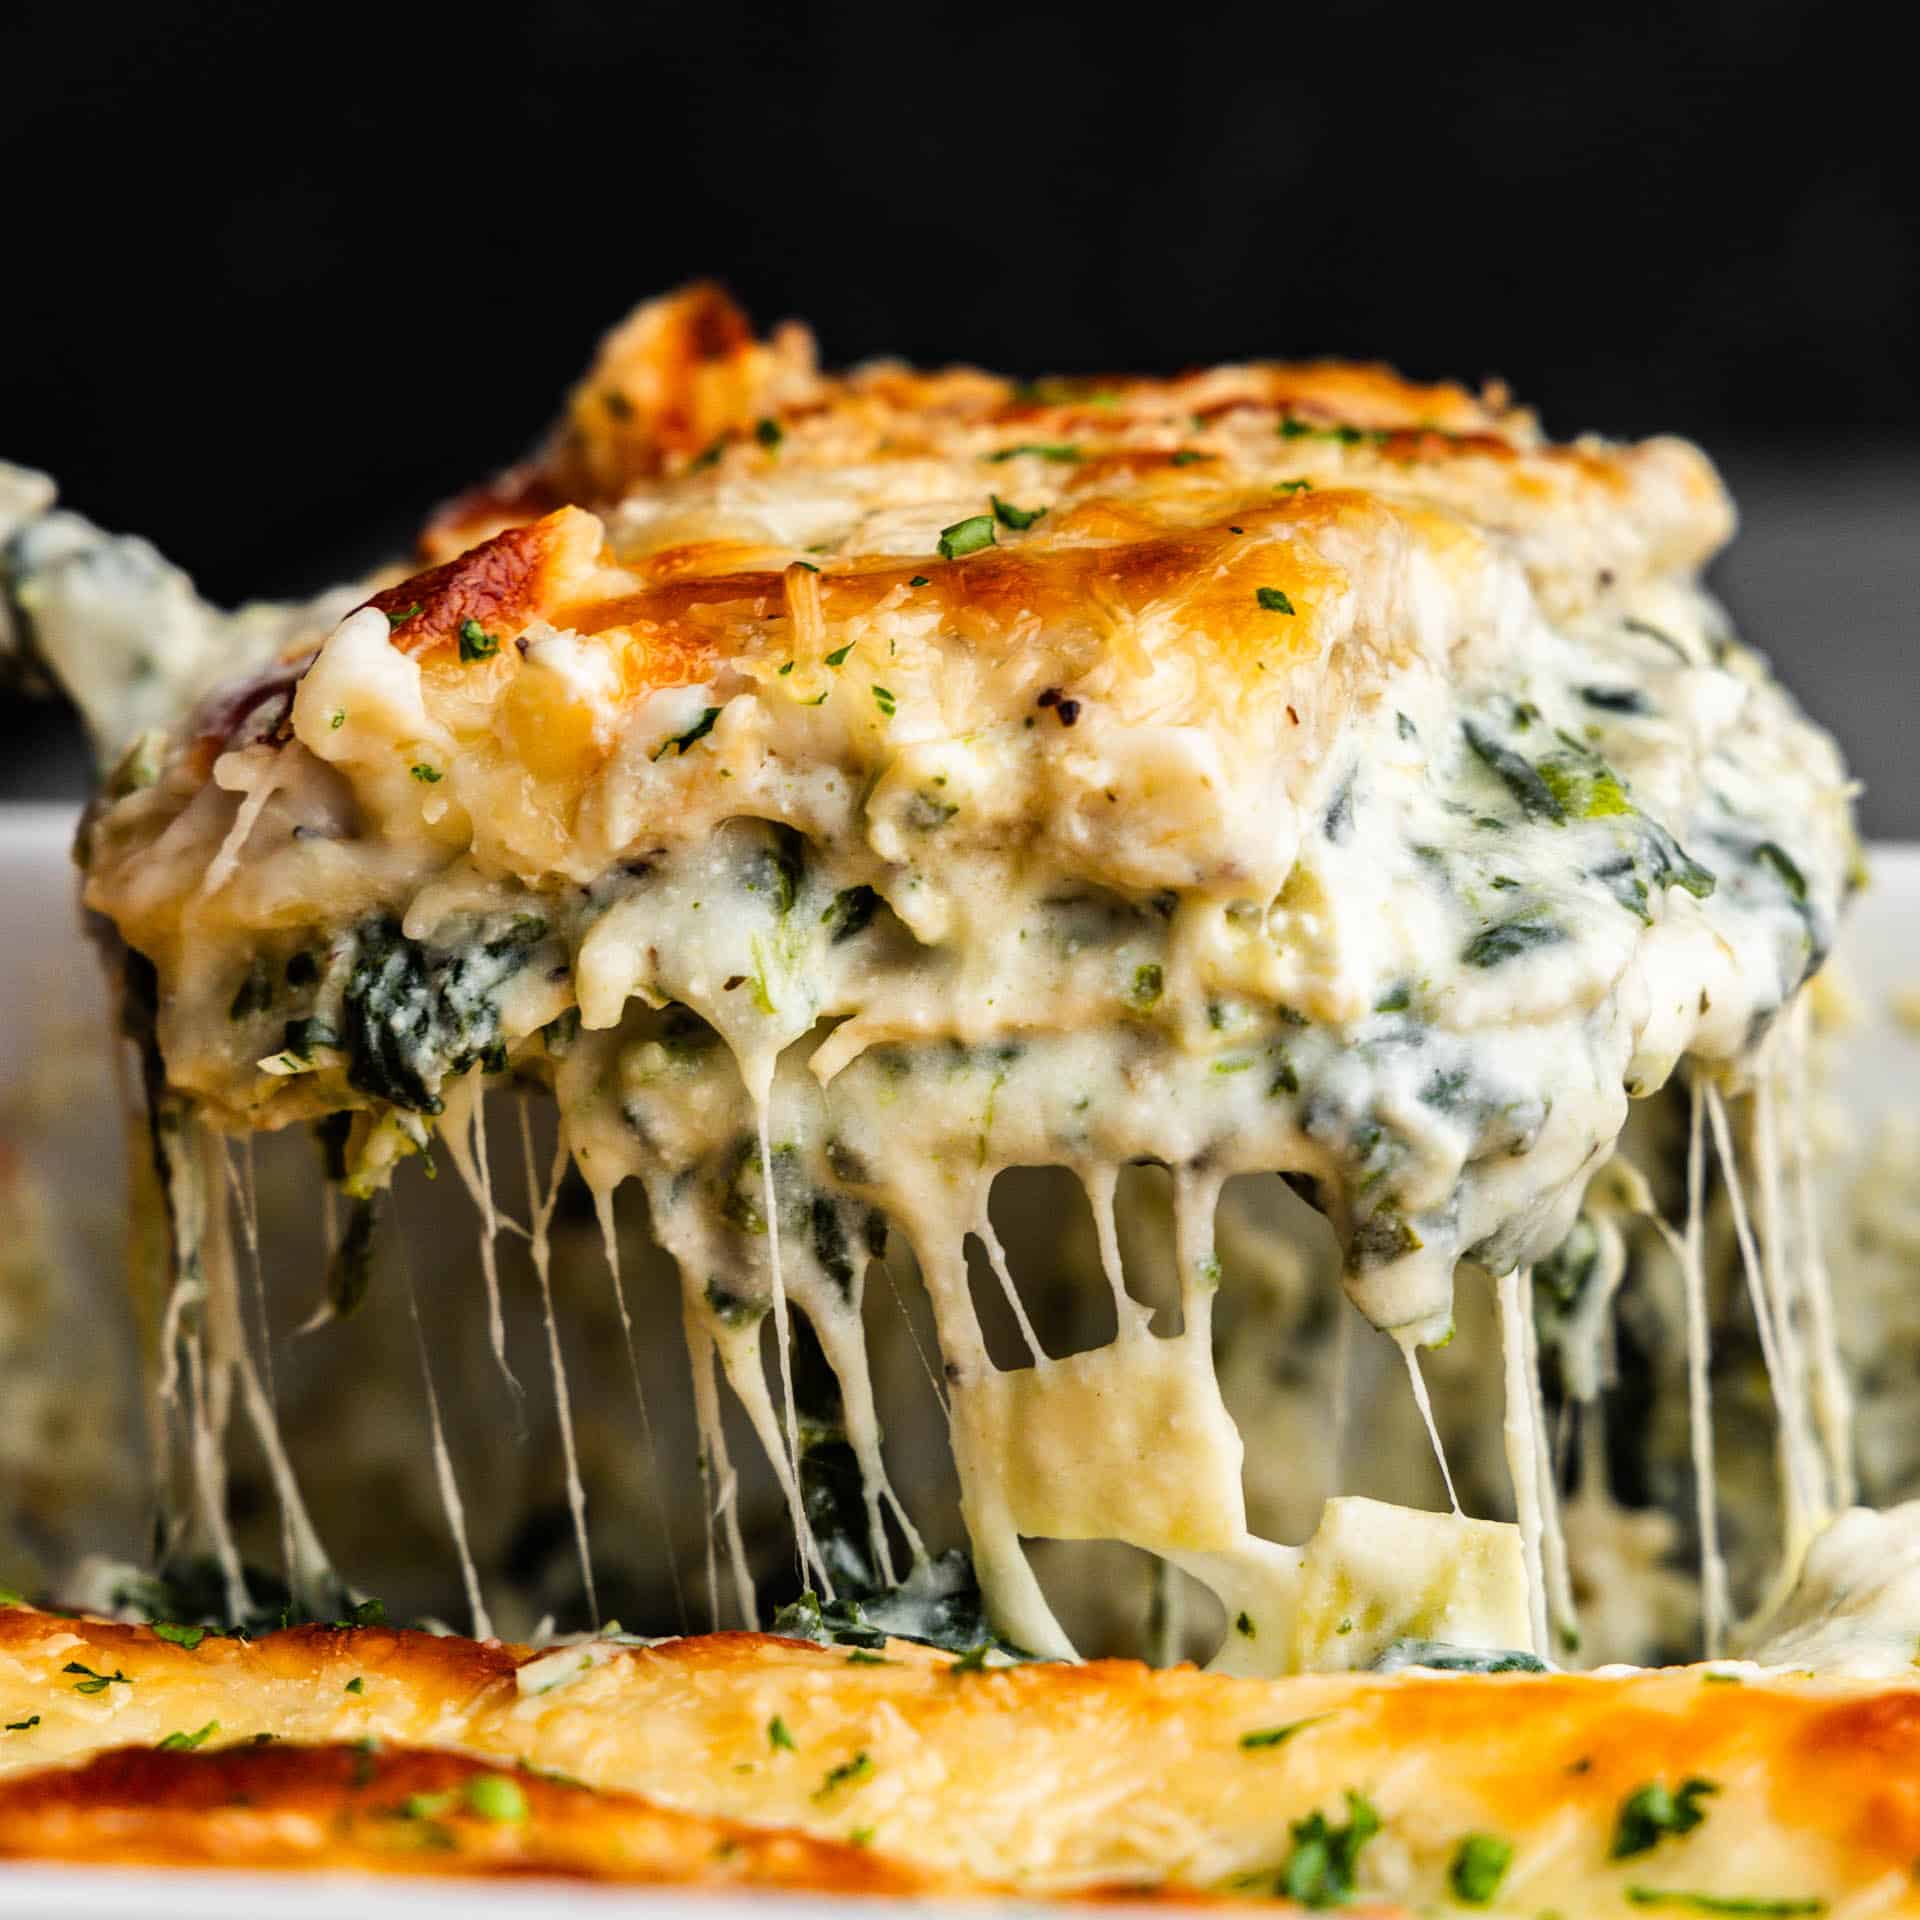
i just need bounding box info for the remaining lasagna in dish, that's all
[0,285,1899,1910]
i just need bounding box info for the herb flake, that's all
[1240,1716,1328,1750]
[1278,1790,1380,1907]
[991,494,1046,530]
[157,1720,219,1751]
[457,618,499,662]
[937,515,996,560]
[1448,1832,1513,1905]
[653,706,722,760]
[1613,1777,1720,1859]
[813,1751,874,1801]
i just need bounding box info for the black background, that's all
[4,0,1914,824]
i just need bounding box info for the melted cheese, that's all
[10,287,1865,1684]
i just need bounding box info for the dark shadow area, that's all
[4,0,1912,823]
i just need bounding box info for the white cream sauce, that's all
[40,449,1875,1671]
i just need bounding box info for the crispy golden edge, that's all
[0,1738,935,1889]
[5,1606,1920,1902]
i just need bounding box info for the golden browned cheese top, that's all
[3,1606,1917,1907]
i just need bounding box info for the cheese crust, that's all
[4,1605,1917,1910]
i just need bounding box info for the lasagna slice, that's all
[0,285,1886,1904]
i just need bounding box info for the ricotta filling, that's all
[87,568,1865,1673]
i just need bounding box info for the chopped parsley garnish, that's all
[792,557,819,571]
[401,1789,458,1823]
[813,1751,874,1801]
[1278,1790,1380,1907]
[1278,416,1390,448]
[1624,1894,1823,1916]
[1275,477,1313,493]
[755,416,784,450]
[1448,1832,1513,1905]
[908,574,930,587]
[1612,1777,1720,1858]
[345,1675,366,1694]
[157,1720,219,1751]
[5,1716,40,1732]
[990,494,1046,530]
[845,1649,889,1666]
[150,1620,206,1650]
[464,1774,529,1823]
[458,618,499,662]
[384,601,423,629]
[653,706,722,759]
[689,437,726,471]
[984,443,1081,463]
[410,763,443,784]
[872,685,897,717]
[1234,1612,1255,1638]
[768,1715,796,1751]
[1239,1717,1327,1750]
[1169,449,1213,466]
[1256,586,1297,615]
[937,514,996,560]
[949,1644,992,1674]
[1129,963,1164,1009]
[64,1662,129,1695]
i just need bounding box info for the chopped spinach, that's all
[1754,840,1808,901]
[338,912,550,1115]
[1372,1639,1547,1674]
[1463,914,1565,968]
[1533,1217,1601,1313]
[1463,720,1564,822]
[1580,684,1652,714]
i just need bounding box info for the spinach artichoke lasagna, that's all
[1,285,1905,1914]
